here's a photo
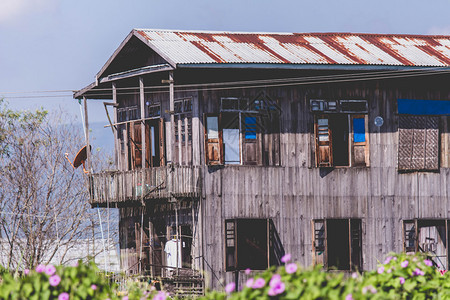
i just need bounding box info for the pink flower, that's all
[345,294,353,300]
[244,268,251,275]
[413,268,424,276]
[285,263,297,274]
[225,282,235,293]
[252,278,266,289]
[45,265,56,276]
[268,281,285,296]
[401,260,409,268]
[281,253,291,263]
[49,275,61,287]
[384,256,393,264]
[24,269,30,275]
[440,270,447,276]
[122,297,128,300]
[245,278,254,288]
[351,272,358,279]
[153,291,168,300]
[387,268,392,273]
[35,264,45,273]
[399,277,405,284]
[424,259,433,267]
[91,284,97,290]
[269,274,281,287]
[377,266,384,274]
[58,292,69,300]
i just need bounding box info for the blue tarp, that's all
[397,99,450,115]
[353,118,365,143]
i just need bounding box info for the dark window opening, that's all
[125,118,165,170]
[313,219,362,271]
[225,219,284,271]
[331,115,349,166]
[314,114,368,167]
[403,219,449,269]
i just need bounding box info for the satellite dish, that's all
[64,145,92,174]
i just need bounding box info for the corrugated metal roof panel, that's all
[135,29,450,67]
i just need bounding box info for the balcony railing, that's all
[89,166,202,206]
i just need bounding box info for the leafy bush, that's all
[201,253,449,300]
[1,253,448,299]
[0,261,118,300]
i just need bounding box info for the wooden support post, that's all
[83,97,91,172]
[175,200,179,276]
[167,71,174,164]
[112,83,120,170]
[140,77,146,205]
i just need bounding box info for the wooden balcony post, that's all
[140,76,146,205]
[167,71,174,164]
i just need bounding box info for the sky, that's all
[1,0,450,126]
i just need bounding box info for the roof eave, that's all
[177,63,450,71]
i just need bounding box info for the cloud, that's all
[0,0,56,24]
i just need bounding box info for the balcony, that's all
[89,166,202,207]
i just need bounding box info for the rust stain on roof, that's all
[135,29,450,67]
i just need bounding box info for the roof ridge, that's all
[134,28,450,39]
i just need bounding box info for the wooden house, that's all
[74,29,450,291]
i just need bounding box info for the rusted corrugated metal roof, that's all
[135,29,450,67]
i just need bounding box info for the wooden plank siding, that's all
[193,80,450,288]
[94,71,450,289]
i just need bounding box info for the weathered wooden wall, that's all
[111,69,450,289]
[193,78,450,288]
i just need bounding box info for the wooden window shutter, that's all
[312,219,326,266]
[158,118,166,166]
[204,114,223,165]
[350,219,362,271]
[144,121,151,168]
[403,220,417,253]
[225,219,237,271]
[351,115,369,167]
[133,121,142,169]
[398,116,439,171]
[315,115,333,167]
[242,114,261,165]
[268,219,284,266]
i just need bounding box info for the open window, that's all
[117,103,165,170]
[225,219,284,271]
[204,94,280,166]
[313,219,362,271]
[403,219,449,269]
[126,119,165,170]
[174,98,193,165]
[312,100,369,167]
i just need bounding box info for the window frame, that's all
[224,218,284,271]
[314,113,369,168]
[403,219,449,269]
[312,218,362,271]
[204,96,281,166]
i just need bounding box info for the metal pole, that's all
[83,97,91,172]
[97,208,107,272]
